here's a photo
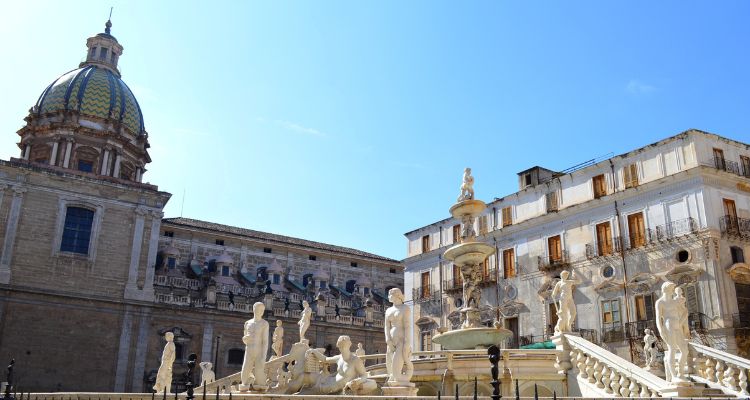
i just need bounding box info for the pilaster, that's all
[50,140,59,166]
[113,305,134,392]
[142,210,163,300]
[62,138,74,168]
[0,185,26,284]
[124,206,147,299]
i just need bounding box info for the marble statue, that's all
[457,167,475,202]
[272,320,284,358]
[551,271,578,334]
[355,343,366,358]
[674,287,690,337]
[240,302,270,391]
[153,332,176,394]
[384,288,414,386]
[199,362,216,386]
[643,329,657,370]
[299,300,312,343]
[304,335,377,395]
[266,340,312,394]
[655,282,690,383]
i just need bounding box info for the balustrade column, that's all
[609,369,620,395]
[740,368,749,396]
[724,364,738,391]
[716,360,725,384]
[618,375,629,397]
[600,365,611,393]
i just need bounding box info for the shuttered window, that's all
[548,235,562,261]
[452,224,461,243]
[502,207,513,227]
[421,235,430,253]
[546,191,559,212]
[596,222,613,256]
[635,294,655,321]
[503,248,516,279]
[627,212,646,248]
[593,174,607,198]
[623,164,639,189]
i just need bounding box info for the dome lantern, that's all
[81,19,124,76]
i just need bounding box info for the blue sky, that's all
[1,1,749,260]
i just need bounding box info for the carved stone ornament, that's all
[498,301,525,318]
[537,277,560,302]
[627,273,659,295]
[664,264,702,285]
[728,263,750,285]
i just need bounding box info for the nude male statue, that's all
[153,332,176,393]
[298,300,313,343]
[384,288,414,385]
[656,282,690,383]
[457,167,475,202]
[239,302,270,391]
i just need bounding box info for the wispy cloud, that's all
[276,119,328,138]
[626,79,657,95]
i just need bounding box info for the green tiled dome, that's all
[34,66,144,135]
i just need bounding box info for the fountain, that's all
[432,168,513,350]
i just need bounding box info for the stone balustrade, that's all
[154,275,201,290]
[216,301,251,313]
[560,333,671,398]
[155,293,191,306]
[690,342,750,396]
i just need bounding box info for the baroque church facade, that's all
[0,21,403,392]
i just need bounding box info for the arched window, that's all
[227,348,244,365]
[732,246,745,264]
[74,146,99,173]
[60,207,95,254]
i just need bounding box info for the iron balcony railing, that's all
[479,267,498,287]
[720,215,750,238]
[443,278,463,292]
[653,217,698,241]
[538,250,570,272]
[626,319,658,339]
[601,321,625,343]
[585,237,622,258]
[412,285,437,303]
[711,157,742,176]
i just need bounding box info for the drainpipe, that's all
[610,160,634,362]
[439,226,445,330]
[494,236,501,321]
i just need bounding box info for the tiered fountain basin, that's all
[431,326,513,350]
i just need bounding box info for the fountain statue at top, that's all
[432,168,513,350]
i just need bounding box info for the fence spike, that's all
[438,390,441,400]
[514,380,519,400]
[455,383,459,400]
[473,377,478,400]
[202,384,206,400]
[214,386,218,400]
[533,383,538,400]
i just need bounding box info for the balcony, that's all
[154,275,201,290]
[625,319,657,339]
[720,215,750,238]
[711,157,742,176]
[653,217,698,241]
[585,237,622,259]
[601,322,624,343]
[622,229,655,250]
[412,285,436,303]
[479,267,498,287]
[538,250,570,272]
[443,279,463,293]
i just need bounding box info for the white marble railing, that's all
[217,301,251,313]
[372,319,384,328]
[327,298,353,308]
[155,293,191,306]
[154,275,201,290]
[562,333,671,397]
[690,342,750,396]
[216,283,257,297]
[352,316,365,326]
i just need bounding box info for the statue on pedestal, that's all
[299,300,313,343]
[457,167,475,202]
[239,302,270,391]
[199,362,215,385]
[551,270,578,334]
[643,329,657,370]
[384,288,414,386]
[655,282,690,383]
[304,335,377,395]
[272,320,284,358]
[153,332,176,394]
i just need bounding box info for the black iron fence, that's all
[654,217,698,241]
[412,285,436,303]
[720,215,750,237]
[601,322,624,343]
[585,237,622,258]
[537,250,570,272]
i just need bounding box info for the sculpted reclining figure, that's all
[299,335,377,395]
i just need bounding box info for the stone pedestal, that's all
[382,382,418,396]
[659,382,704,398]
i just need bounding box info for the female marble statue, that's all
[384,288,414,385]
[457,167,475,201]
[299,301,313,343]
[305,335,377,395]
[655,282,690,382]
[271,320,284,358]
[153,332,176,393]
[240,302,270,391]
[551,271,578,334]
[355,343,366,358]
[643,328,657,370]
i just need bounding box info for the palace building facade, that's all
[404,129,750,364]
[0,21,402,392]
